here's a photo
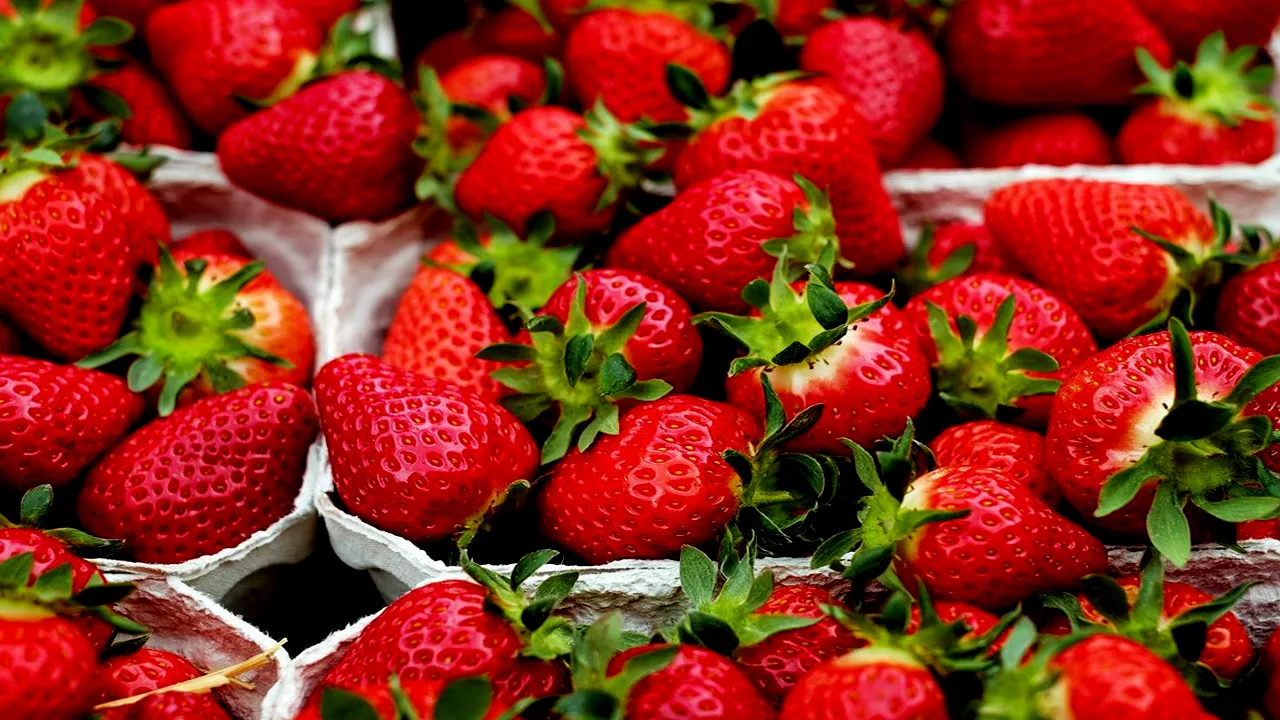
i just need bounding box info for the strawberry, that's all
[564,8,729,125]
[170,229,253,259]
[1118,33,1277,166]
[76,61,193,149]
[440,53,549,153]
[1129,0,1280,60]
[0,0,132,114]
[0,355,144,490]
[698,255,931,454]
[799,18,945,167]
[81,247,316,416]
[314,354,538,544]
[297,678,508,720]
[897,222,1014,295]
[472,6,563,63]
[930,420,1058,506]
[962,112,1114,168]
[146,0,323,135]
[1217,257,1280,357]
[945,0,1172,107]
[95,647,233,720]
[984,179,1220,339]
[903,272,1097,426]
[77,381,317,563]
[607,170,842,313]
[782,645,946,719]
[670,75,904,276]
[1046,322,1280,565]
[893,138,962,170]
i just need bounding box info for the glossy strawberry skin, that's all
[0,614,99,720]
[1047,330,1280,536]
[897,466,1109,610]
[77,382,317,564]
[382,266,514,402]
[1129,0,1280,59]
[1048,635,1209,719]
[564,9,730,124]
[96,648,233,720]
[315,355,539,544]
[726,282,932,455]
[80,62,193,149]
[170,229,254,259]
[538,395,757,564]
[675,81,904,276]
[0,528,112,650]
[799,18,945,166]
[893,139,962,170]
[218,71,421,222]
[780,645,947,720]
[1217,259,1280,356]
[440,54,547,152]
[1117,102,1276,166]
[903,272,1098,426]
[608,644,775,720]
[963,113,1114,168]
[608,169,814,313]
[733,584,862,705]
[539,270,702,393]
[984,179,1214,339]
[946,0,1172,107]
[0,356,145,490]
[930,420,1058,506]
[454,106,613,239]
[925,222,1013,276]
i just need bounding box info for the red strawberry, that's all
[930,420,1058,506]
[1129,0,1280,60]
[984,179,1217,339]
[472,6,563,63]
[1118,33,1277,166]
[0,610,99,719]
[799,18,945,167]
[65,153,170,260]
[672,77,904,276]
[440,54,548,152]
[78,62,194,149]
[0,356,144,490]
[945,0,1172,107]
[781,646,947,719]
[77,382,317,563]
[893,138,962,170]
[607,644,774,719]
[170,229,254,259]
[1217,258,1280,357]
[564,9,729,124]
[95,648,233,720]
[81,248,316,416]
[1046,323,1280,564]
[314,354,538,544]
[963,112,1114,168]
[146,0,323,135]
[903,272,1097,426]
[606,170,843,313]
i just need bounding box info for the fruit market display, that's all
[7,0,1280,717]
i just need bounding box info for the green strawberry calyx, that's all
[0,485,121,555]
[0,551,147,635]
[896,222,977,297]
[1096,319,1280,568]
[0,0,132,114]
[1135,31,1276,129]
[78,247,292,417]
[1040,549,1255,696]
[439,213,581,312]
[477,275,673,464]
[460,550,579,662]
[552,613,679,720]
[925,294,1062,421]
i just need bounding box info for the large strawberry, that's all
[0,0,132,113]
[1046,322,1280,565]
[1217,253,1280,357]
[670,74,904,276]
[945,0,1172,107]
[903,272,1097,427]
[1129,0,1280,60]
[96,647,234,720]
[0,355,144,490]
[984,179,1220,339]
[607,170,842,313]
[1118,33,1277,166]
[963,112,1114,168]
[77,381,318,563]
[314,354,538,544]
[75,61,194,149]
[798,17,945,167]
[930,420,1058,506]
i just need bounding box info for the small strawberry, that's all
[314,354,538,544]
[0,0,132,114]
[896,222,1014,295]
[1129,0,1280,60]
[893,138,962,170]
[77,382,318,563]
[1217,250,1280,357]
[80,247,316,416]
[170,229,253,259]
[1046,321,1280,565]
[76,61,194,149]
[95,647,234,720]
[1118,33,1277,166]
[930,420,1058,506]
[963,112,1114,168]
[946,0,1172,107]
[799,17,945,167]
[607,170,842,313]
[440,53,550,153]
[903,272,1098,427]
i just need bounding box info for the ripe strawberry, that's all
[77,382,318,563]
[95,647,233,720]
[1118,33,1277,166]
[314,354,538,544]
[930,420,1057,506]
[0,356,144,490]
[440,54,549,153]
[671,76,904,275]
[1217,258,1280,356]
[903,273,1097,426]
[963,112,1114,168]
[81,248,316,416]
[782,645,947,719]
[893,138,962,170]
[472,6,563,63]
[296,678,508,720]
[170,229,253,259]
[984,179,1218,339]
[945,0,1172,107]
[146,0,323,135]
[1129,0,1280,60]
[1046,323,1280,565]
[77,61,194,149]
[799,18,945,167]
